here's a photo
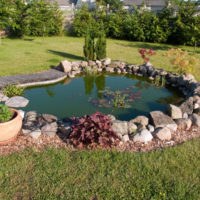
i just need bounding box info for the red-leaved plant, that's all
[138,48,156,64]
[69,112,120,149]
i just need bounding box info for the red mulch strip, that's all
[0,126,200,155]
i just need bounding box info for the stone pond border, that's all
[0,58,200,149]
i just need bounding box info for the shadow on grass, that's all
[48,50,84,60]
[23,38,34,42]
[116,42,174,51]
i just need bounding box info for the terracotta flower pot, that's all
[0,109,22,145]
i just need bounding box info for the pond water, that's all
[23,73,184,121]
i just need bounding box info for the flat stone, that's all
[112,120,128,136]
[179,97,193,115]
[174,118,192,130]
[130,116,149,127]
[5,96,29,108]
[166,104,182,119]
[133,129,153,143]
[29,129,41,139]
[153,127,172,141]
[60,60,72,73]
[150,111,177,131]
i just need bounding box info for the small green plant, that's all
[0,104,12,123]
[84,66,98,75]
[3,84,24,97]
[154,76,165,87]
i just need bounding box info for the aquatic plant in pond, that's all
[88,86,142,109]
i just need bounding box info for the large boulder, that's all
[153,127,172,141]
[5,96,29,108]
[133,129,153,143]
[179,97,193,115]
[166,104,182,119]
[60,60,72,73]
[150,111,177,131]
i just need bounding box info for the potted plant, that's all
[0,104,22,145]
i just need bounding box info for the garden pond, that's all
[23,73,184,121]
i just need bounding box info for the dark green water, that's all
[23,74,184,121]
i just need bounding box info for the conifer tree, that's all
[83,28,95,61]
[95,26,107,60]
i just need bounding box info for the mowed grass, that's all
[0,36,200,80]
[0,139,200,200]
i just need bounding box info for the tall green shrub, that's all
[95,27,107,60]
[83,29,95,61]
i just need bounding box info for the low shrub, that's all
[138,48,156,64]
[69,112,120,149]
[0,104,12,123]
[3,84,24,97]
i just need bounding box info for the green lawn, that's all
[0,139,200,199]
[0,36,200,80]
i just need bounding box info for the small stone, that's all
[5,96,29,108]
[107,114,116,122]
[166,104,182,119]
[133,129,153,143]
[102,58,111,66]
[29,129,41,139]
[153,127,172,141]
[147,124,155,132]
[183,113,188,119]
[18,110,25,119]
[174,118,192,130]
[194,103,199,109]
[122,135,129,142]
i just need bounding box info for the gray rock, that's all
[130,116,149,127]
[166,104,182,119]
[105,67,114,73]
[150,111,177,131]
[112,120,128,136]
[174,118,192,130]
[147,124,155,133]
[88,60,96,67]
[133,129,153,143]
[107,114,116,122]
[41,122,58,137]
[60,60,72,73]
[128,122,137,134]
[153,127,172,141]
[102,58,111,66]
[24,111,37,121]
[183,113,188,119]
[29,129,41,139]
[190,114,200,127]
[81,61,88,67]
[37,113,58,125]
[5,96,29,108]
[59,122,72,136]
[179,97,193,115]
[194,103,199,109]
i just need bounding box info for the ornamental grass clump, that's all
[3,84,24,97]
[69,112,120,149]
[165,48,200,74]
